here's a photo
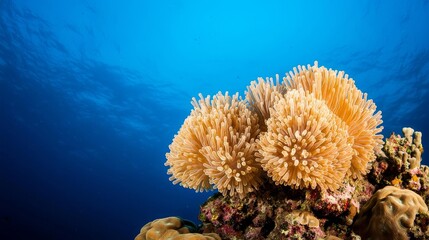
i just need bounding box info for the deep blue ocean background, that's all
[0,0,428,239]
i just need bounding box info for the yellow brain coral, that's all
[165,92,263,198]
[135,217,221,240]
[257,88,352,191]
[283,62,383,178]
[353,186,428,240]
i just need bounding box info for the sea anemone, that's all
[257,88,353,191]
[245,75,286,131]
[283,62,383,178]
[165,92,263,198]
[164,105,212,192]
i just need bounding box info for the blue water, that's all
[0,0,428,239]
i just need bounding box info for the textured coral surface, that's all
[353,186,428,240]
[135,217,220,240]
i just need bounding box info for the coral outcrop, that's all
[135,217,220,240]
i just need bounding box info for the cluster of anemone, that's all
[165,61,384,198]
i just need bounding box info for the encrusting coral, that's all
[135,217,220,240]
[257,88,352,191]
[283,62,384,179]
[165,92,263,198]
[352,186,428,240]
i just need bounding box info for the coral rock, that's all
[198,180,374,239]
[307,183,356,218]
[267,209,326,240]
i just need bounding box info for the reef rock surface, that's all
[196,128,429,240]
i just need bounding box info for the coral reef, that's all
[146,62,429,239]
[353,186,428,240]
[196,128,429,239]
[135,217,220,240]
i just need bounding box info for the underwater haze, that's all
[1,0,429,239]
